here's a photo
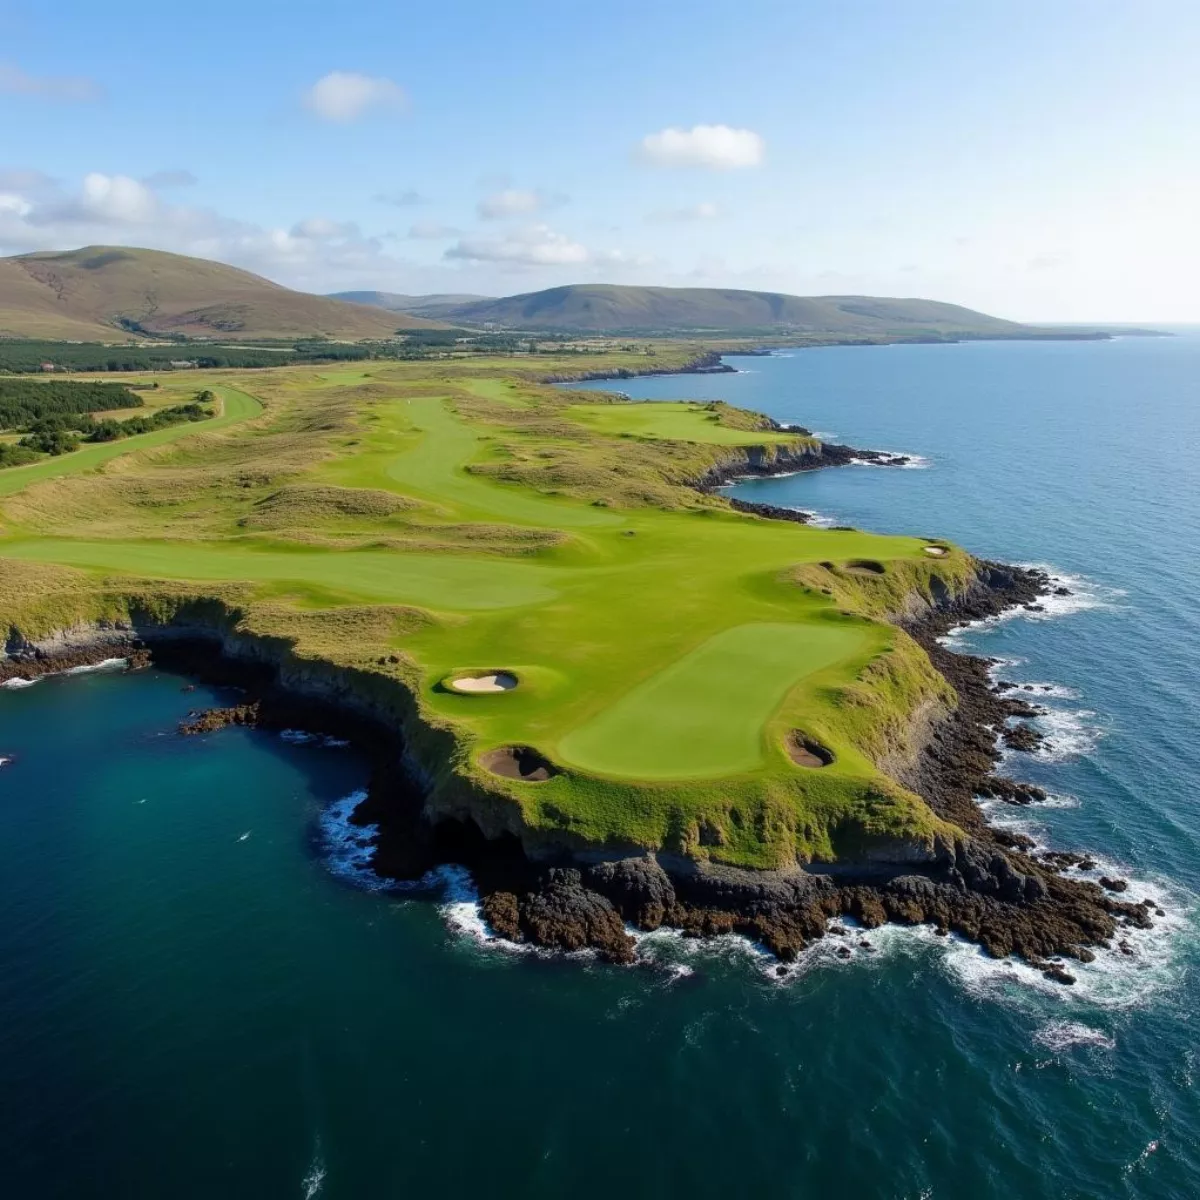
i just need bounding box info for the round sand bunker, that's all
[923,545,947,557]
[448,671,518,694]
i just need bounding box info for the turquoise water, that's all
[4,338,1200,1198]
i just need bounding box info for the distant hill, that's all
[430,284,1033,336]
[328,290,491,318]
[0,247,443,341]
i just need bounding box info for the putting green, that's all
[0,387,263,499]
[558,621,869,778]
[565,401,798,445]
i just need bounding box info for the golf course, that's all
[0,348,975,868]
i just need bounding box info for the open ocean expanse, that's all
[4,335,1200,1198]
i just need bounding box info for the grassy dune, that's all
[0,348,973,867]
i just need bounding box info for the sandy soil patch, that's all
[786,732,835,768]
[480,745,557,781]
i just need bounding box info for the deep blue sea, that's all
[4,336,1200,1198]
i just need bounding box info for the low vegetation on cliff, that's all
[0,346,980,868]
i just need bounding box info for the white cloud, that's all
[638,124,764,170]
[477,188,566,220]
[408,221,460,240]
[304,71,406,123]
[0,62,103,103]
[647,201,722,222]
[78,173,159,223]
[445,224,590,266]
[0,193,33,218]
[0,170,639,296]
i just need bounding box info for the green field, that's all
[0,349,969,867]
[564,401,795,445]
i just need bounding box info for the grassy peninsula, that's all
[0,343,981,871]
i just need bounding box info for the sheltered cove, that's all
[0,347,1154,979]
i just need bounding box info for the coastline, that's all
[0,558,1154,984]
[0,352,1158,981]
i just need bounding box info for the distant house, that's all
[40,362,56,372]
[169,360,198,369]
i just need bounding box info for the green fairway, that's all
[1,537,561,610]
[564,401,798,445]
[0,351,968,866]
[558,621,869,778]
[0,387,262,499]
[318,395,620,528]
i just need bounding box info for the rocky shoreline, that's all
[0,375,1150,984]
[442,562,1156,981]
[0,558,1155,985]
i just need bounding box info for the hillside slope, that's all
[437,284,1030,335]
[329,290,491,316]
[0,247,442,340]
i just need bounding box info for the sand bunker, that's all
[786,732,835,768]
[449,672,518,694]
[844,558,886,576]
[480,745,558,782]
[923,546,948,557]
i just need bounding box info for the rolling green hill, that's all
[430,284,1036,336]
[0,247,443,341]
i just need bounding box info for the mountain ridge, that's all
[425,283,1031,335]
[0,247,442,341]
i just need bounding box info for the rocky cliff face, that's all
[0,559,1155,979]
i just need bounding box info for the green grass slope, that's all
[0,350,976,869]
[0,247,443,340]
[438,283,1030,335]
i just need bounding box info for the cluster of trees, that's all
[0,380,143,429]
[0,332,608,376]
[0,389,214,470]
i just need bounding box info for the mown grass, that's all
[0,347,972,867]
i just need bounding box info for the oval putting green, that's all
[557,622,869,779]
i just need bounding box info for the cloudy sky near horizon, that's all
[2,0,1198,321]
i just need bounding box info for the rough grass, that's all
[0,346,974,868]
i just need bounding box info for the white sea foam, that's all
[0,756,10,767]
[1034,1020,1116,1052]
[301,1155,326,1199]
[318,790,391,892]
[2,657,128,689]
[940,567,1123,651]
[940,859,1192,1012]
[63,657,127,675]
[850,451,930,470]
[1028,706,1107,763]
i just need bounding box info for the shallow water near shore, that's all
[5,337,1200,1197]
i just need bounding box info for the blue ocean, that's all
[3,335,1199,1197]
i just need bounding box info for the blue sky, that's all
[2,0,1198,319]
